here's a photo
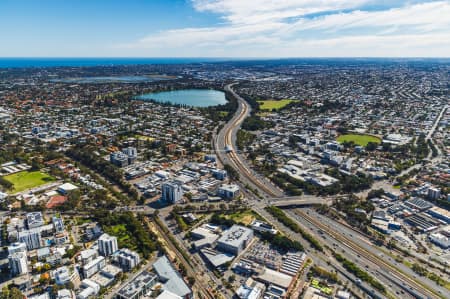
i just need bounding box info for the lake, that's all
[134,89,227,107]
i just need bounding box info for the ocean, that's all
[0,57,230,68]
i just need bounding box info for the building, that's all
[56,289,75,299]
[110,152,129,167]
[428,187,441,200]
[429,232,450,249]
[57,182,79,195]
[80,249,98,265]
[161,181,183,204]
[236,278,265,299]
[251,220,277,235]
[77,279,100,299]
[122,147,138,164]
[54,266,81,288]
[98,233,118,256]
[217,225,254,255]
[8,242,27,254]
[9,251,28,276]
[115,270,158,299]
[212,169,227,180]
[218,184,240,199]
[26,212,44,229]
[426,206,450,224]
[18,228,42,250]
[153,255,193,299]
[53,216,65,233]
[115,248,140,271]
[83,256,106,278]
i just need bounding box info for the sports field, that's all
[257,99,298,110]
[3,171,55,193]
[337,134,381,146]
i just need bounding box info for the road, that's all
[214,84,447,299]
[215,83,283,198]
[291,208,449,299]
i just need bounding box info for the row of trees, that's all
[265,206,323,251]
[66,145,139,203]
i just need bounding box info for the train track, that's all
[295,209,443,299]
[145,217,216,299]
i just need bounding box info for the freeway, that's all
[292,208,449,299]
[215,83,283,198]
[213,84,448,299]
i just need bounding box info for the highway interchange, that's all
[214,83,449,299]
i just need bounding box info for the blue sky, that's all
[0,0,449,57]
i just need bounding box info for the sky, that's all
[0,0,449,57]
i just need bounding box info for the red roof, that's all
[46,195,67,209]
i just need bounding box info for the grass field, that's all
[337,134,381,146]
[224,209,265,226]
[3,171,55,193]
[134,134,155,141]
[257,99,298,111]
[105,224,135,250]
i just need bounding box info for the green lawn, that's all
[257,99,298,111]
[134,134,155,141]
[337,134,381,147]
[3,171,55,193]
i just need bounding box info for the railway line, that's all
[295,209,444,299]
[145,217,216,299]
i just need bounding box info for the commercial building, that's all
[53,216,65,233]
[218,184,240,199]
[161,181,183,204]
[9,251,28,276]
[98,233,118,256]
[217,225,254,255]
[18,228,42,250]
[115,270,158,299]
[110,152,129,167]
[153,255,193,299]
[26,212,44,229]
[80,249,98,265]
[115,248,140,271]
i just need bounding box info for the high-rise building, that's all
[18,228,42,250]
[161,181,183,204]
[98,233,118,256]
[428,187,441,200]
[122,147,137,164]
[9,252,28,276]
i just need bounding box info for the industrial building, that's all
[153,255,193,299]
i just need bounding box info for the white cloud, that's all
[115,1,450,57]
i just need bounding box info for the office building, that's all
[218,184,240,199]
[9,251,28,276]
[428,187,441,200]
[217,225,254,255]
[18,228,42,250]
[161,181,183,204]
[122,147,137,164]
[110,152,129,167]
[98,233,118,256]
